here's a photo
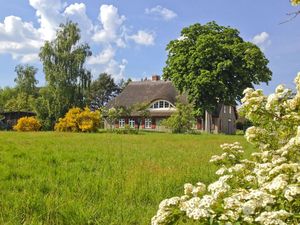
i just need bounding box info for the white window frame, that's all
[119,118,125,128]
[223,105,226,114]
[149,100,175,109]
[229,106,232,114]
[145,118,152,129]
[129,119,135,128]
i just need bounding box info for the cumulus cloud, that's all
[128,30,155,46]
[64,3,93,41]
[145,5,177,21]
[252,32,271,51]
[0,16,43,62]
[29,0,65,40]
[0,1,155,80]
[92,5,126,47]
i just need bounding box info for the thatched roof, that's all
[107,80,187,109]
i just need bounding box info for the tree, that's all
[0,87,17,112]
[14,64,38,96]
[5,92,35,112]
[117,78,132,94]
[39,21,92,124]
[89,73,119,110]
[163,21,272,115]
[161,101,195,133]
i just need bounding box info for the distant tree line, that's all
[0,21,131,130]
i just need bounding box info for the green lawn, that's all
[0,132,255,225]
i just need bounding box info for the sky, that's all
[0,0,299,94]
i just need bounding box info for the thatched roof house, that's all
[106,75,237,134]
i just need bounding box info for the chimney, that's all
[152,75,160,81]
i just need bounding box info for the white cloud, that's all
[145,5,177,21]
[252,32,271,51]
[64,3,93,41]
[128,30,155,46]
[87,46,115,65]
[92,4,126,47]
[29,0,65,40]
[0,1,154,80]
[0,16,43,62]
[87,49,127,81]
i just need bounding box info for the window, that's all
[159,101,164,108]
[119,118,125,128]
[223,105,226,114]
[145,118,152,129]
[229,106,232,114]
[149,100,174,109]
[129,119,135,128]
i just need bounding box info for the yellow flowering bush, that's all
[14,117,41,132]
[54,107,81,132]
[55,107,101,132]
[77,108,101,132]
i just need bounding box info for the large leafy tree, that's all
[39,21,92,124]
[163,21,272,114]
[89,73,119,109]
[14,64,38,96]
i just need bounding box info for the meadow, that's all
[0,132,256,225]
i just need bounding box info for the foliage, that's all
[14,64,38,96]
[163,21,272,114]
[117,78,132,93]
[0,132,255,225]
[152,72,300,225]
[133,102,150,129]
[103,106,132,129]
[13,117,41,132]
[0,65,38,112]
[0,87,17,112]
[4,92,35,112]
[39,21,92,124]
[89,73,120,110]
[77,108,101,132]
[162,101,195,133]
[55,107,101,132]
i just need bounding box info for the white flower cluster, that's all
[151,72,300,225]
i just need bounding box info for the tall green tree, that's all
[89,73,119,109]
[14,64,38,96]
[39,21,92,124]
[163,21,272,114]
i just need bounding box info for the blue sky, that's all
[0,0,299,94]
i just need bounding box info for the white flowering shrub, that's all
[151,73,300,225]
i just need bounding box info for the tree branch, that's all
[280,10,300,24]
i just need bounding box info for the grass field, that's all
[0,132,256,225]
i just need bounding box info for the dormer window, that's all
[149,100,175,109]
